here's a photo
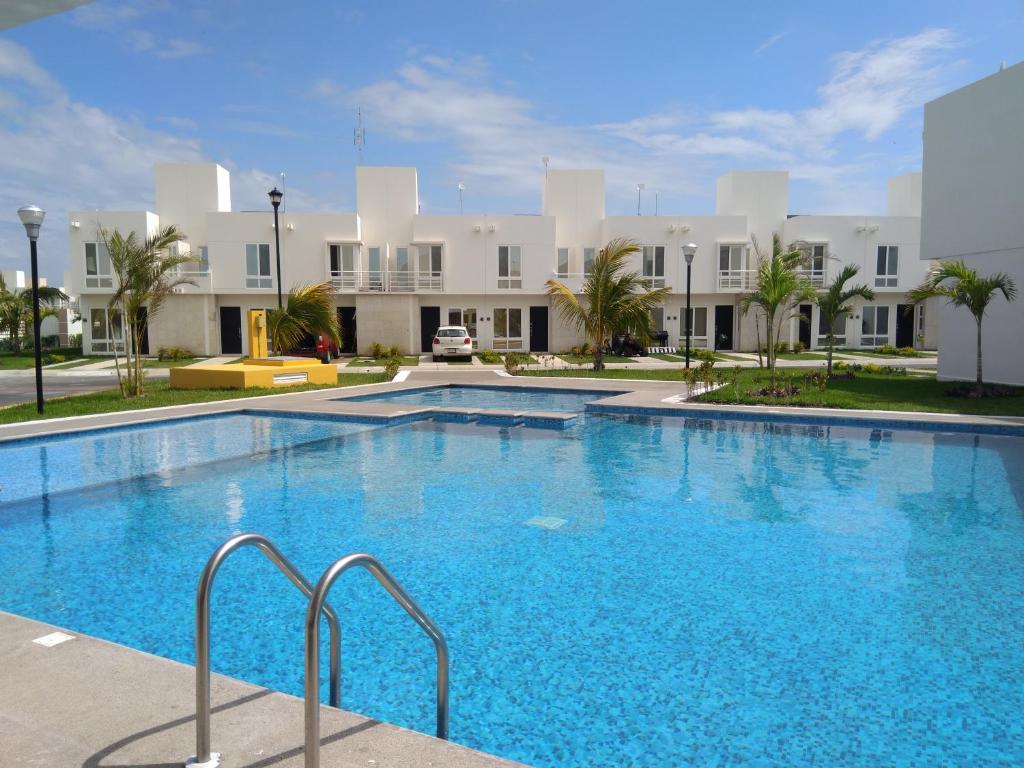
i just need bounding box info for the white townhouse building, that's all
[922,60,1024,386]
[68,163,937,357]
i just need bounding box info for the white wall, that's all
[922,61,1024,384]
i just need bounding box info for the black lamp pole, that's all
[18,205,46,414]
[269,187,284,310]
[683,244,696,369]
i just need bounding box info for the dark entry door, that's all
[420,306,441,352]
[895,304,914,348]
[136,307,150,355]
[219,306,242,354]
[338,307,357,354]
[799,304,813,349]
[529,306,548,352]
[714,305,734,350]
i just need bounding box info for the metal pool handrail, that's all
[189,533,341,768]
[303,553,449,768]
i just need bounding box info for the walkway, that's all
[0,611,519,768]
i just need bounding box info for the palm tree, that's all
[909,260,1017,396]
[267,281,341,355]
[0,274,68,352]
[546,238,670,370]
[816,264,874,377]
[103,225,194,397]
[739,234,816,388]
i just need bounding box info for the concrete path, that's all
[188,355,238,366]
[0,611,520,768]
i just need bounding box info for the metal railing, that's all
[718,268,826,290]
[189,533,341,768]
[330,269,444,293]
[304,553,449,768]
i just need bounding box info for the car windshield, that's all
[437,328,466,337]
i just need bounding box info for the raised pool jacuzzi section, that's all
[337,383,625,413]
[2,409,1023,767]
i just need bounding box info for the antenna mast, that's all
[354,107,365,165]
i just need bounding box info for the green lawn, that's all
[141,357,202,368]
[346,355,420,367]
[1,349,85,369]
[651,352,747,363]
[775,352,836,361]
[0,374,389,425]
[557,353,636,364]
[519,368,686,381]
[696,367,1024,416]
[48,356,106,369]
[838,348,935,359]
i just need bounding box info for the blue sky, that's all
[2,0,1023,281]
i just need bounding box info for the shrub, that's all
[806,370,828,391]
[387,345,401,358]
[896,346,919,357]
[791,341,806,354]
[478,348,502,364]
[370,342,386,359]
[695,349,716,363]
[157,346,193,361]
[42,353,65,365]
[579,341,591,356]
[875,343,899,355]
[504,352,529,374]
[384,358,401,379]
[863,362,907,376]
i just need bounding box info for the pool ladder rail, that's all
[186,533,450,768]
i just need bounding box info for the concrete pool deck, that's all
[0,611,522,768]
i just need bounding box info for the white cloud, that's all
[0,40,312,281]
[312,29,959,213]
[755,32,788,56]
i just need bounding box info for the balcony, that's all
[717,268,826,291]
[330,269,444,293]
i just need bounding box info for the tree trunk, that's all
[975,317,984,397]
[826,333,834,377]
[766,311,776,389]
[593,344,604,372]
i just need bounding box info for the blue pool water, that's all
[2,412,1024,766]
[340,384,623,412]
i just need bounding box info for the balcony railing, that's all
[718,268,826,291]
[172,270,213,293]
[330,269,444,293]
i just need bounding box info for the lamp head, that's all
[18,205,45,240]
[683,243,697,264]
[268,187,283,208]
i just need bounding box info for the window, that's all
[861,306,890,346]
[197,246,209,273]
[446,308,477,339]
[90,308,124,352]
[796,242,827,283]
[817,311,846,345]
[557,248,570,278]
[329,244,357,290]
[84,242,113,288]
[718,244,745,288]
[498,246,522,289]
[583,248,596,276]
[366,247,383,291]
[917,303,926,334]
[396,247,410,272]
[493,308,523,350]
[245,243,272,288]
[642,246,665,287]
[875,246,898,287]
[417,244,443,289]
[680,307,708,347]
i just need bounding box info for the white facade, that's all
[67,163,936,356]
[922,61,1024,385]
[1,269,81,347]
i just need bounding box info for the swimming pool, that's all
[2,411,1023,766]
[340,384,623,412]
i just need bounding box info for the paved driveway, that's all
[0,373,119,407]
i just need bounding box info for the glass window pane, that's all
[695,307,707,337]
[719,246,729,271]
[246,244,257,276]
[431,245,442,272]
[447,308,461,325]
[463,308,477,337]
[498,246,508,277]
[494,308,508,337]
[91,308,107,339]
[888,247,898,276]
[343,245,355,271]
[330,245,340,273]
[259,244,271,276]
[85,243,97,275]
[584,248,595,274]
[509,308,522,338]
[877,306,889,334]
[655,247,664,275]
[876,247,886,276]
[397,248,409,272]
[557,248,569,275]
[510,246,521,276]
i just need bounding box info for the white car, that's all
[432,326,473,361]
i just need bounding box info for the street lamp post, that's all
[636,183,645,216]
[458,182,465,215]
[268,187,284,310]
[683,243,697,369]
[17,205,46,414]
